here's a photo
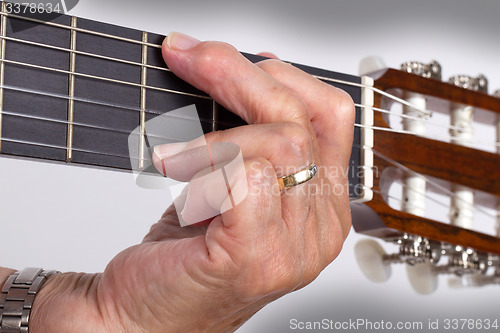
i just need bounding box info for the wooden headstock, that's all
[352,64,500,293]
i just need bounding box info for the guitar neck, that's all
[0,5,371,201]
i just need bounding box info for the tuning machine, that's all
[355,234,441,293]
[400,60,442,80]
[448,254,500,289]
[355,235,497,294]
[448,74,488,93]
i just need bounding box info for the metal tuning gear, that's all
[400,60,442,80]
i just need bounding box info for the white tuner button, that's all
[406,262,438,295]
[354,239,392,283]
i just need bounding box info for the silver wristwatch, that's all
[0,268,59,333]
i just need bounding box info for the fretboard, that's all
[0,3,365,200]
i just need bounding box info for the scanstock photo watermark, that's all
[289,318,499,331]
[3,0,79,32]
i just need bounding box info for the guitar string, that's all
[0,109,188,143]
[374,181,493,222]
[354,143,497,220]
[0,16,492,133]
[0,35,171,72]
[361,185,497,236]
[0,83,230,127]
[3,9,500,125]
[0,36,496,144]
[2,80,499,149]
[0,77,477,141]
[0,11,431,117]
[354,103,466,133]
[0,33,431,119]
[1,58,498,147]
[1,12,497,243]
[1,58,211,100]
[0,11,163,49]
[354,123,500,148]
[359,185,455,218]
[1,136,132,159]
[0,12,498,212]
[2,132,496,225]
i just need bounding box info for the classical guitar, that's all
[0,3,498,294]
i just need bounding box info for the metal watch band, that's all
[0,268,59,333]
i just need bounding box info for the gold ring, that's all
[278,163,318,191]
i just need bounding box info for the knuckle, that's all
[332,88,356,122]
[256,58,285,75]
[279,122,311,158]
[276,93,309,123]
[195,41,239,78]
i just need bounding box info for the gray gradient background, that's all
[1,0,499,332]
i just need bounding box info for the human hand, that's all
[30,32,355,333]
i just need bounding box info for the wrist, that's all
[0,267,16,287]
[29,272,109,333]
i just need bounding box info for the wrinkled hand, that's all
[31,32,355,333]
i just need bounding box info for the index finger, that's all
[162,32,309,127]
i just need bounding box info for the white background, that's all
[1,1,499,332]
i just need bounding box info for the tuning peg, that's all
[400,60,442,80]
[406,262,439,294]
[354,239,392,283]
[448,74,488,93]
[358,56,387,76]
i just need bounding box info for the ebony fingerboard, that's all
[0,4,363,199]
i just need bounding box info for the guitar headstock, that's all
[352,60,500,293]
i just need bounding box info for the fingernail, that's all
[154,142,189,160]
[165,32,201,50]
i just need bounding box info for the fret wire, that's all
[0,58,211,100]
[0,11,162,49]
[0,35,171,73]
[66,16,77,162]
[0,2,6,152]
[139,32,148,170]
[0,83,234,128]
